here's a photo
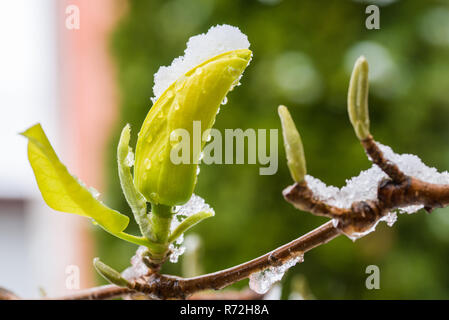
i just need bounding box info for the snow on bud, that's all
[278,105,307,183]
[348,56,370,140]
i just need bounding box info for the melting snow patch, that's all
[125,150,135,167]
[168,194,214,263]
[306,142,449,211]
[152,24,250,102]
[249,255,304,294]
[306,142,449,239]
[122,246,150,280]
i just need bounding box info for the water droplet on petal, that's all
[144,158,152,170]
[170,131,181,145]
[166,90,174,99]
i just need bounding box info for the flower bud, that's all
[278,105,307,183]
[348,56,370,140]
[134,49,252,206]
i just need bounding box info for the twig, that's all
[5,138,449,300]
[361,135,407,183]
[188,289,264,300]
[54,285,132,300]
[0,287,20,300]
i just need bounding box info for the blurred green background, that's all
[97,0,449,299]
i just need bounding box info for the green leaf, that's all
[168,211,214,243]
[21,124,129,234]
[134,49,252,206]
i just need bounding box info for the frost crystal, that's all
[380,211,397,227]
[171,194,215,231]
[249,255,304,294]
[169,234,186,263]
[263,284,282,300]
[306,142,449,240]
[168,194,214,263]
[122,246,150,280]
[152,24,250,102]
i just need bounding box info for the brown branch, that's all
[0,287,20,300]
[42,221,339,300]
[361,135,406,183]
[6,139,449,300]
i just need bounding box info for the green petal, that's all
[21,124,129,234]
[134,49,252,206]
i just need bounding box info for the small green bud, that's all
[117,124,152,240]
[278,105,307,183]
[93,257,130,287]
[134,49,252,206]
[348,56,370,140]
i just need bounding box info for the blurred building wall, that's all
[0,0,121,297]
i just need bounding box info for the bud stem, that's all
[148,203,173,262]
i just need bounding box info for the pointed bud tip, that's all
[356,55,367,64]
[278,105,287,114]
[355,56,369,73]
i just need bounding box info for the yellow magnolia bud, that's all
[134,49,252,206]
